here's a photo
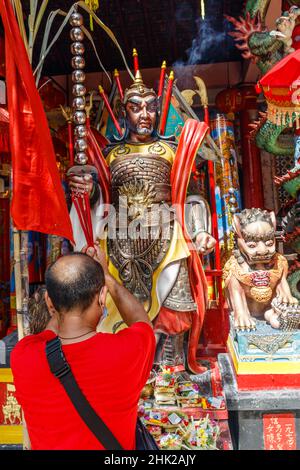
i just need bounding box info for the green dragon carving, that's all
[225,0,298,76]
[227,0,300,157]
[250,113,295,156]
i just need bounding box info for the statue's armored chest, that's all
[105,141,175,304]
[108,144,173,205]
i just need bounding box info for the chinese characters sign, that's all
[263,414,296,450]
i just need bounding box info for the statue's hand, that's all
[195,232,216,255]
[68,173,93,196]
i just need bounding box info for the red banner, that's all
[0,0,74,242]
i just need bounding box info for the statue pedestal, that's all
[227,319,300,390]
[218,353,300,450]
[219,321,300,449]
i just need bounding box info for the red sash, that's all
[171,119,209,373]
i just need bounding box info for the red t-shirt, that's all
[11,322,155,450]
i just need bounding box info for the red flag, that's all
[0,106,9,152]
[0,0,74,242]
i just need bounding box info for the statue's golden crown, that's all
[123,70,157,104]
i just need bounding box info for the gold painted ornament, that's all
[250,286,273,303]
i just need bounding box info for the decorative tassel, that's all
[85,0,99,31]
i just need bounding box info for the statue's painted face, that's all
[237,221,276,265]
[125,95,157,136]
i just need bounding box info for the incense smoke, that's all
[174,18,227,67]
[173,4,231,86]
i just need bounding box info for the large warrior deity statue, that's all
[69,72,216,374]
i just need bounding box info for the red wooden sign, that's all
[263,414,296,450]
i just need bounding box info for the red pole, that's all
[158,60,166,98]
[239,109,264,208]
[238,84,264,208]
[160,71,174,135]
[132,48,139,75]
[98,85,122,137]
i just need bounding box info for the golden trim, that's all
[267,100,299,108]
[0,369,13,383]
[227,336,300,375]
[0,425,23,444]
[106,141,175,165]
[263,86,295,96]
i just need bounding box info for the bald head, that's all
[45,253,105,314]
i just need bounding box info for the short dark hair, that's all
[45,253,105,313]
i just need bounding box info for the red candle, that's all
[114,69,124,101]
[132,48,139,75]
[204,107,210,127]
[160,71,174,135]
[98,85,122,136]
[158,60,166,98]
[68,121,74,167]
[86,115,91,133]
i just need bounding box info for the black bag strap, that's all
[45,336,123,450]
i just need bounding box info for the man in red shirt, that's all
[11,246,155,450]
